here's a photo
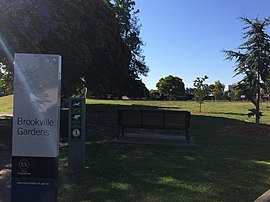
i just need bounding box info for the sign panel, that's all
[12,53,61,202]
[12,53,61,157]
[68,98,86,169]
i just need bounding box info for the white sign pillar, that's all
[11,53,61,202]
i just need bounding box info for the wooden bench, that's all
[117,110,191,143]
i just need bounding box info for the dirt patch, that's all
[192,111,210,115]
[224,124,270,141]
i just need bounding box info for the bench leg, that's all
[117,126,120,140]
[117,127,125,140]
[186,130,190,144]
[121,127,124,137]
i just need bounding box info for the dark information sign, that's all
[68,98,86,170]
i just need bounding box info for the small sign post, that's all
[11,53,61,202]
[68,97,86,170]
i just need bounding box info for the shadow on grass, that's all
[0,116,12,149]
[58,112,270,202]
[211,111,248,116]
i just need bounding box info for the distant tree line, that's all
[149,75,228,102]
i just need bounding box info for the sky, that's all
[135,0,270,90]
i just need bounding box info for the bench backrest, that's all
[118,110,190,130]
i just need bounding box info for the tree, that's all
[125,78,149,99]
[0,63,13,95]
[185,88,194,100]
[223,17,270,124]
[0,0,130,97]
[261,79,270,100]
[213,80,225,100]
[149,89,161,100]
[231,88,242,100]
[193,76,209,112]
[208,81,225,100]
[110,0,149,89]
[156,75,185,100]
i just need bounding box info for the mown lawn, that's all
[1,95,270,201]
[86,99,270,124]
[0,95,13,114]
[60,99,270,202]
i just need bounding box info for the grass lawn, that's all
[86,99,270,124]
[1,95,270,201]
[0,95,13,114]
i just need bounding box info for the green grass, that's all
[1,95,270,201]
[59,99,270,202]
[58,115,270,202]
[3,95,270,124]
[87,99,270,124]
[0,95,13,114]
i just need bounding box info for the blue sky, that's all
[135,0,270,90]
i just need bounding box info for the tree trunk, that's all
[255,71,261,125]
[255,95,260,124]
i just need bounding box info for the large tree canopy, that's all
[111,0,149,79]
[156,75,185,99]
[0,0,130,97]
[109,0,149,98]
[223,17,270,124]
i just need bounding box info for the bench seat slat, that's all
[143,111,163,127]
[121,111,142,127]
[165,112,187,129]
